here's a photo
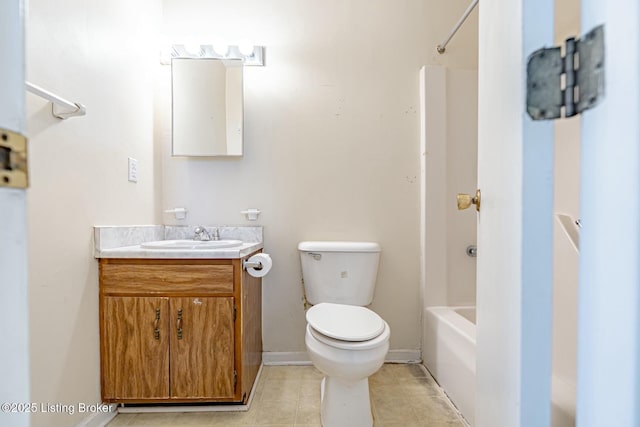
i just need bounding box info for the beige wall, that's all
[445,69,478,305]
[26,1,161,426]
[160,0,478,355]
[422,67,478,309]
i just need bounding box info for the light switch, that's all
[128,157,138,183]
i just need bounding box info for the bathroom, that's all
[2,0,639,426]
[12,1,476,425]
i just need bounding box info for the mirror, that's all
[171,58,244,156]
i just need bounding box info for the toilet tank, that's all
[298,241,381,306]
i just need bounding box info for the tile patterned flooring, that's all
[106,364,467,427]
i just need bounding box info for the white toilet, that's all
[298,241,390,427]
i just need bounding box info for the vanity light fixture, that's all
[163,44,265,66]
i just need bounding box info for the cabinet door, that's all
[102,297,169,399]
[170,297,235,399]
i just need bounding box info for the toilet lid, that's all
[306,303,385,342]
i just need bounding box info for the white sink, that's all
[140,239,243,250]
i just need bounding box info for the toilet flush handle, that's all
[307,252,322,261]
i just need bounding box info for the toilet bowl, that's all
[305,302,390,427]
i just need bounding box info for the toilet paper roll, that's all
[245,253,272,277]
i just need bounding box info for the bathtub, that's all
[423,306,576,427]
[423,306,476,426]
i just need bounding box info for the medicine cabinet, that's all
[171,58,243,156]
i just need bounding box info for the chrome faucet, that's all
[193,226,211,241]
[211,227,220,241]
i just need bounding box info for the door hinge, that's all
[233,305,237,322]
[233,369,238,390]
[527,25,604,120]
[0,128,28,189]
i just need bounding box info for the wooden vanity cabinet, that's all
[99,255,262,404]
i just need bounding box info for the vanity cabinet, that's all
[99,255,262,404]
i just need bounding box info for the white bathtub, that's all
[424,306,576,427]
[423,306,476,426]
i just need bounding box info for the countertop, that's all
[95,241,263,259]
[93,225,264,259]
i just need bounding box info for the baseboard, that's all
[262,350,422,365]
[262,351,312,365]
[74,407,118,427]
[385,349,422,363]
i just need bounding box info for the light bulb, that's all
[183,43,202,55]
[213,43,229,56]
[238,43,255,56]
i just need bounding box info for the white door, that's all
[477,0,640,426]
[476,0,555,426]
[0,1,30,427]
[576,1,640,426]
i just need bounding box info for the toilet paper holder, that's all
[243,253,272,277]
[243,259,263,271]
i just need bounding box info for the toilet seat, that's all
[306,302,389,351]
[306,302,385,341]
[307,322,390,351]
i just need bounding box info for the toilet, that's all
[298,241,390,427]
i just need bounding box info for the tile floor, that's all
[106,364,467,427]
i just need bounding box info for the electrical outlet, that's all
[128,157,138,183]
